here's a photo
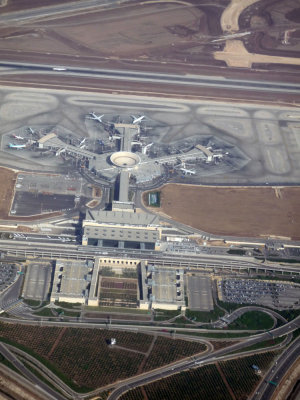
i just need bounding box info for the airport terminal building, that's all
[82,207,161,250]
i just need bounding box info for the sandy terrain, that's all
[151,184,300,240]
[214,40,300,68]
[220,0,260,32]
[0,166,17,218]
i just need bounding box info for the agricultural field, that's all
[220,352,280,399]
[121,364,232,400]
[0,322,207,390]
[121,352,278,400]
[142,336,206,372]
[154,184,300,240]
[99,277,138,307]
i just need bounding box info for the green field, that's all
[186,306,225,323]
[228,311,274,330]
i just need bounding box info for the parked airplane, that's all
[88,112,104,122]
[80,144,86,149]
[142,143,153,155]
[11,134,25,140]
[8,143,26,149]
[131,115,145,124]
[79,138,86,147]
[180,167,196,175]
[56,148,66,156]
[28,127,35,134]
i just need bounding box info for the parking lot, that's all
[220,278,300,309]
[187,275,213,311]
[0,263,17,292]
[12,192,77,216]
[22,262,53,301]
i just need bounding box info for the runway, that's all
[0,62,300,94]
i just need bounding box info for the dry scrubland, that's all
[156,184,300,239]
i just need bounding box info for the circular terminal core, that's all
[110,151,140,168]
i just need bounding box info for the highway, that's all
[1,62,300,94]
[107,317,300,400]
[0,313,298,400]
[1,239,300,275]
[0,342,66,400]
[251,337,300,400]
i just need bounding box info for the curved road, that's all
[107,317,300,400]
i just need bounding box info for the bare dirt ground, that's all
[0,0,299,79]
[0,365,46,400]
[152,184,300,240]
[0,0,75,13]
[0,166,17,218]
[0,73,298,106]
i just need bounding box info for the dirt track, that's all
[155,184,300,240]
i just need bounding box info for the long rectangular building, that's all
[82,209,161,250]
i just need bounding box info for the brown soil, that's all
[0,0,76,13]
[210,341,239,350]
[0,365,45,400]
[0,166,17,218]
[152,184,300,240]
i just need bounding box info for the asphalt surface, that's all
[0,342,65,400]
[251,337,300,400]
[1,239,300,275]
[1,62,300,94]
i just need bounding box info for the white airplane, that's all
[88,112,104,122]
[12,134,25,140]
[28,127,35,134]
[180,167,196,175]
[56,148,66,156]
[131,115,145,124]
[142,143,153,155]
[80,144,86,149]
[79,138,86,147]
[8,143,26,149]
